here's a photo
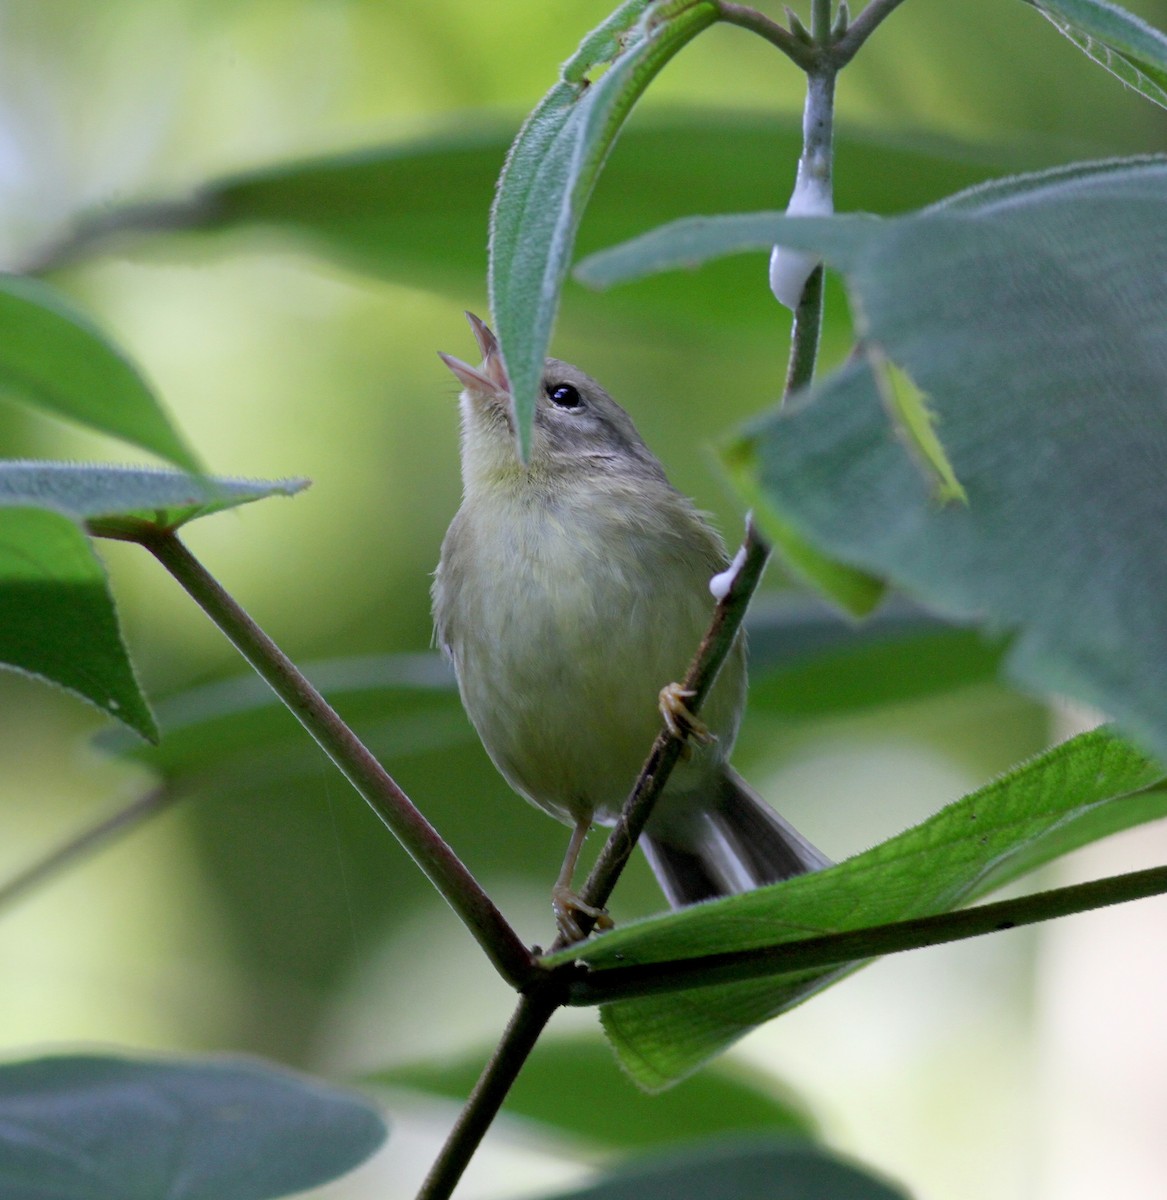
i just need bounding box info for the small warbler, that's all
[433,314,828,938]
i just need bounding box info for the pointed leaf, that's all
[1022,0,1167,109]
[0,507,155,739]
[489,0,718,456]
[550,728,1167,1087]
[0,460,307,532]
[0,275,199,471]
[0,1053,387,1200]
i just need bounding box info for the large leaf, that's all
[582,158,1167,759]
[0,275,199,471]
[0,464,305,737]
[550,728,1167,1087]
[534,1137,909,1200]
[43,117,1035,363]
[743,158,1167,760]
[0,506,155,739]
[373,1035,817,1152]
[489,0,719,456]
[0,1053,387,1200]
[0,460,307,531]
[1022,0,1167,109]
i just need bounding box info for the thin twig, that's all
[564,865,1167,1004]
[570,519,771,938]
[415,518,772,1199]
[715,2,818,70]
[0,785,180,913]
[18,195,217,275]
[415,990,563,1200]
[109,526,537,991]
[828,0,911,67]
[783,263,824,398]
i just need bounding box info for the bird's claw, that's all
[552,885,614,944]
[659,682,715,746]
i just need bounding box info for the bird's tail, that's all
[641,768,830,908]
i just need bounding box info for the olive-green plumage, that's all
[433,316,827,917]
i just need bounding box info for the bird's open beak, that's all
[438,312,511,398]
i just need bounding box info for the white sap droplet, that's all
[709,543,748,601]
[770,160,833,311]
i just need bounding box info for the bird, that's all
[432,313,829,939]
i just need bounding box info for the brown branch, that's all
[101,525,539,991]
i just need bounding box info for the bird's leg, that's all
[659,681,716,747]
[551,816,614,943]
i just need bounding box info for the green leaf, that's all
[551,728,1167,1087]
[0,507,155,739]
[0,460,307,532]
[1022,0,1167,109]
[373,1035,817,1152]
[97,652,465,777]
[92,655,486,999]
[0,1053,387,1200]
[721,433,885,616]
[575,210,826,289]
[533,1137,909,1200]
[0,275,200,471]
[732,158,1167,760]
[489,0,719,456]
[745,598,1007,718]
[50,117,1034,354]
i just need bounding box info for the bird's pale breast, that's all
[434,474,744,827]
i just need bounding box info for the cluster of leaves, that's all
[1,0,1167,1197]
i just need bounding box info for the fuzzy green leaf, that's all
[0,460,307,533]
[551,728,1166,1087]
[488,0,718,457]
[1022,0,1167,109]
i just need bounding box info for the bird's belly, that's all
[447,530,741,827]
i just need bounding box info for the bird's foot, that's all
[659,682,715,748]
[552,885,614,944]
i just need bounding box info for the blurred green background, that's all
[1,1,1165,1197]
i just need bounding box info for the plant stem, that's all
[775,30,834,399]
[0,785,179,913]
[783,263,824,397]
[715,3,817,70]
[564,865,1167,1004]
[134,529,537,991]
[811,0,832,41]
[415,989,562,1200]
[415,520,772,1199]
[570,519,770,936]
[829,0,910,67]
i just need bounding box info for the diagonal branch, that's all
[0,785,181,913]
[563,517,771,946]
[97,524,538,991]
[415,517,772,1200]
[564,865,1167,1005]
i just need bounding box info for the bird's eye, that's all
[546,382,583,410]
